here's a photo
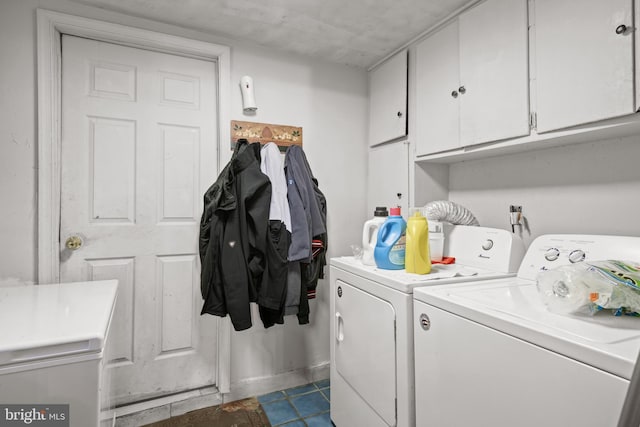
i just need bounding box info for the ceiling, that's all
[70,0,473,68]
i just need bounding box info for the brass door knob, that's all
[65,236,83,250]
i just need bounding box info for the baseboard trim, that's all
[222,362,330,403]
[114,386,222,426]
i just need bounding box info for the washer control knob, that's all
[569,249,586,264]
[545,248,560,261]
[482,239,494,251]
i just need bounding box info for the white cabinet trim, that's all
[414,112,640,163]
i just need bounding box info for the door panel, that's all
[158,125,200,221]
[367,141,409,216]
[459,0,529,145]
[86,257,135,365]
[534,0,633,132]
[335,280,396,426]
[156,255,198,355]
[89,117,136,223]
[61,35,218,405]
[415,20,460,155]
[369,50,408,146]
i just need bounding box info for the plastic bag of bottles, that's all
[536,260,640,316]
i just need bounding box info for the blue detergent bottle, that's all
[374,207,407,270]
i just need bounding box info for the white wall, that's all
[447,136,640,247]
[228,44,368,384]
[0,0,39,285]
[0,0,368,387]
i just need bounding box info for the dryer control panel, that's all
[446,226,525,273]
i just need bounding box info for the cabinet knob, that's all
[397,111,403,118]
[458,86,466,94]
[616,24,628,35]
[451,90,458,98]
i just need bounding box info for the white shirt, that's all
[260,142,292,232]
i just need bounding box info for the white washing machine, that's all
[0,280,118,427]
[330,225,525,427]
[413,234,640,427]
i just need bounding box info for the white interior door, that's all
[60,35,218,405]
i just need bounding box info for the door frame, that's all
[36,9,231,394]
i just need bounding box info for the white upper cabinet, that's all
[415,0,529,157]
[534,0,634,133]
[369,50,408,146]
[415,20,461,155]
[458,0,529,145]
[367,141,409,217]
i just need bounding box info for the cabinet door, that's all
[369,50,407,146]
[535,0,633,133]
[367,141,409,216]
[459,0,529,145]
[415,21,460,156]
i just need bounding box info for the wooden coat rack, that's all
[231,120,303,151]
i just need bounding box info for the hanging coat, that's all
[285,145,328,324]
[199,140,271,331]
[258,142,291,328]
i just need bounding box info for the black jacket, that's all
[199,140,271,331]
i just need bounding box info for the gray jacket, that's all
[285,146,326,262]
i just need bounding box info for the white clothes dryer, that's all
[330,225,525,427]
[413,234,640,427]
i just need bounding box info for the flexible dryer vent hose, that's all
[423,200,479,226]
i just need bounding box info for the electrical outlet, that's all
[509,205,523,232]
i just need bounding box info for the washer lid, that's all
[0,280,118,367]
[414,278,640,380]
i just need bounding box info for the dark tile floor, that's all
[142,397,270,427]
[258,379,332,426]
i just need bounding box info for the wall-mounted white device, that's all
[240,75,257,112]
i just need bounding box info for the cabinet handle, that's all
[616,24,628,35]
[458,86,466,94]
[451,90,458,98]
[397,111,403,118]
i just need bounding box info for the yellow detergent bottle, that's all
[405,209,431,274]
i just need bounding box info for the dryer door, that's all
[335,279,396,426]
